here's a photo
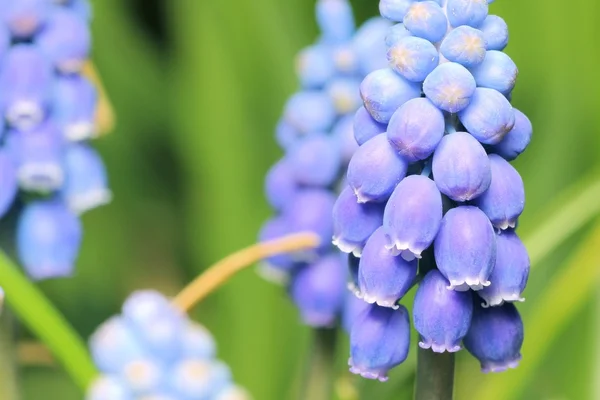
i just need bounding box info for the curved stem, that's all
[172,232,320,312]
[0,251,98,391]
[300,328,338,400]
[82,61,116,136]
[0,309,20,400]
[414,348,455,400]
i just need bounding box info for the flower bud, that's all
[446,0,488,28]
[360,68,421,123]
[284,189,336,251]
[264,158,297,212]
[357,227,417,308]
[284,91,336,134]
[413,270,473,352]
[379,0,415,22]
[53,75,98,141]
[434,206,496,291]
[423,62,476,113]
[469,51,518,95]
[342,290,371,333]
[289,133,341,186]
[352,17,391,76]
[472,154,525,230]
[478,229,529,307]
[432,131,491,202]
[349,304,410,381]
[296,44,335,89]
[458,87,515,145]
[403,1,448,43]
[1,0,50,38]
[17,199,82,280]
[353,106,386,146]
[333,186,384,256]
[347,134,408,203]
[387,36,439,82]
[316,0,355,43]
[5,121,65,192]
[169,359,231,399]
[37,9,91,73]
[121,290,185,362]
[86,376,131,400]
[490,108,532,161]
[439,26,487,67]
[62,143,112,214]
[463,302,524,373]
[383,175,442,260]
[290,254,347,327]
[479,15,508,51]
[0,45,53,130]
[89,316,146,373]
[387,97,444,162]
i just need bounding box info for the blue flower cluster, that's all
[0,0,110,281]
[87,290,250,400]
[260,0,391,328]
[334,0,532,380]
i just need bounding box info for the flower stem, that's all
[414,348,455,400]
[0,309,20,400]
[300,327,338,400]
[171,232,320,312]
[0,250,98,392]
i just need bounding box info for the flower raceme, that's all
[334,0,531,380]
[260,0,390,328]
[0,0,110,285]
[87,290,250,400]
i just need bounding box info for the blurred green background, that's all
[11,0,600,399]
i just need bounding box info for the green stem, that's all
[300,327,338,400]
[414,348,455,400]
[0,309,20,400]
[0,251,98,392]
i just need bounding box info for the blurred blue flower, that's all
[88,290,250,399]
[0,0,110,281]
[260,0,389,330]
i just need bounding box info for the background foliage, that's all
[15,0,600,399]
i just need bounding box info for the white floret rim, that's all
[447,278,491,291]
[494,218,517,231]
[480,293,525,308]
[354,290,400,310]
[68,188,113,215]
[65,121,96,142]
[418,339,462,353]
[353,187,375,204]
[6,101,44,131]
[384,241,423,261]
[332,235,363,257]
[481,354,522,373]
[348,358,389,382]
[255,263,290,286]
[18,163,64,192]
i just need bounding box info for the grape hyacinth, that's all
[332,0,531,379]
[87,290,250,400]
[260,0,390,328]
[0,0,110,283]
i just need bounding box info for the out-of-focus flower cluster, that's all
[333,0,531,381]
[259,0,390,328]
[87,290,250,400]
[0,0,110,282]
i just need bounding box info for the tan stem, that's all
[82,61,116,135]
[171,232,320,312]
